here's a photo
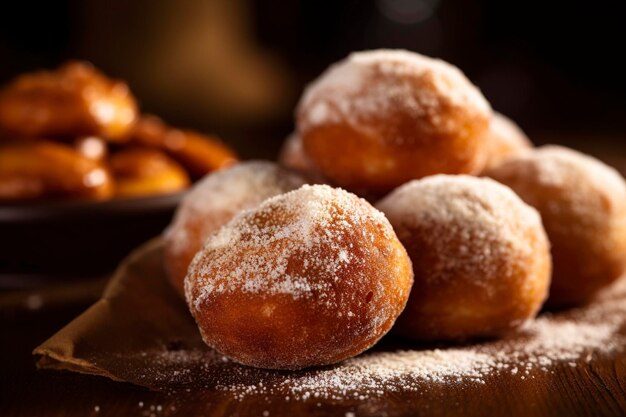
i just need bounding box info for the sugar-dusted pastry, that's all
[377,175,551,341]
[164,161,306,295]
[485,146,626,307]
[297,49,492,196]
[185,184,413,369]
[481,112,532,171]
[278,132,324,183]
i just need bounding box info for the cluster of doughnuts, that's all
[164,49,626,370]
[484,146,626,307]
[0,62,237,202]
[164,161,307,295]
[165,164,413,370]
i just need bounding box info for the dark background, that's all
[1,0,625,159]
[1,5,626,414]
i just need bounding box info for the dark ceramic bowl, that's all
[0,193,184,288]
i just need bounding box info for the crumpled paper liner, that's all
[34,238,626,410]
[34,239,333,393]
[34,239,209,389]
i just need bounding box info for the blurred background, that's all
[1,0,625,160]
[2,3,625,407]
[2,0,626,284]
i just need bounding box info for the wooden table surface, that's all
[2,276,626,417]
[1,281,177,417]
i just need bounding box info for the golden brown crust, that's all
[480,113,533,171]
[131,116,238,179]
[185,185,413,369]
[485,146,626,307]
[277,132,326,183]
[109,148,190,198]
[377,175,551,341]
[164,162,306,296]
[297,50,492,195]
[0,141,114,201]
[0,61,138,141]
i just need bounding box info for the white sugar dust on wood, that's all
[142,277,626,402]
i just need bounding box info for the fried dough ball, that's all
[297,49,492,196]
[481,113,532,171]
[485,146,626,307]
[109,148,190,198]
[377,175,551,341]
[186,184,413,369]
[0,61,137,141]
[164,161,306,295]
[131,115,238,179]
[277,133,325,183]
[0,141,114,201]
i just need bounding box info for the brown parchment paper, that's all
[35,239,345,393]
[34,239,210,389]
[33,238,626,414]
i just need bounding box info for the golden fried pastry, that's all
[297,49,492,196]
[0,141,114,201]
[0,61,137,140]
[485,146,626,307]
[186,184,413,370]
[164,161,306,296]
[278,132,325,183]
[74,136,108,161]
[377,175,551,341]
[481,113,532,171]
[132,116,238,179]
[109,148,190,198]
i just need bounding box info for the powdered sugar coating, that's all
[485,145,626,306]
[295,49,492,195]
[298,49,491,138]
[277,133,325,182]
[481,112,532,170]
[378,175,545,286]
[377,175,551,340]
[489,146,626,222]
[164,161,306,294]
[138,277,626,402]
[185,184,413,369]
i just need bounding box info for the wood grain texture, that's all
[3,239,625,417]
[2,356,625,417]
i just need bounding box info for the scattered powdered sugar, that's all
[278,133,322,180]
[481,112,532,170]
[134,277,626,401]
[488,113,531,150]
[376,175,547,287]
[485,145,626,231]
[297,49,491,141]
[164,161,306,257]
[186,184,396,307]
[182,184,412,369]
[533,146,626,195]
